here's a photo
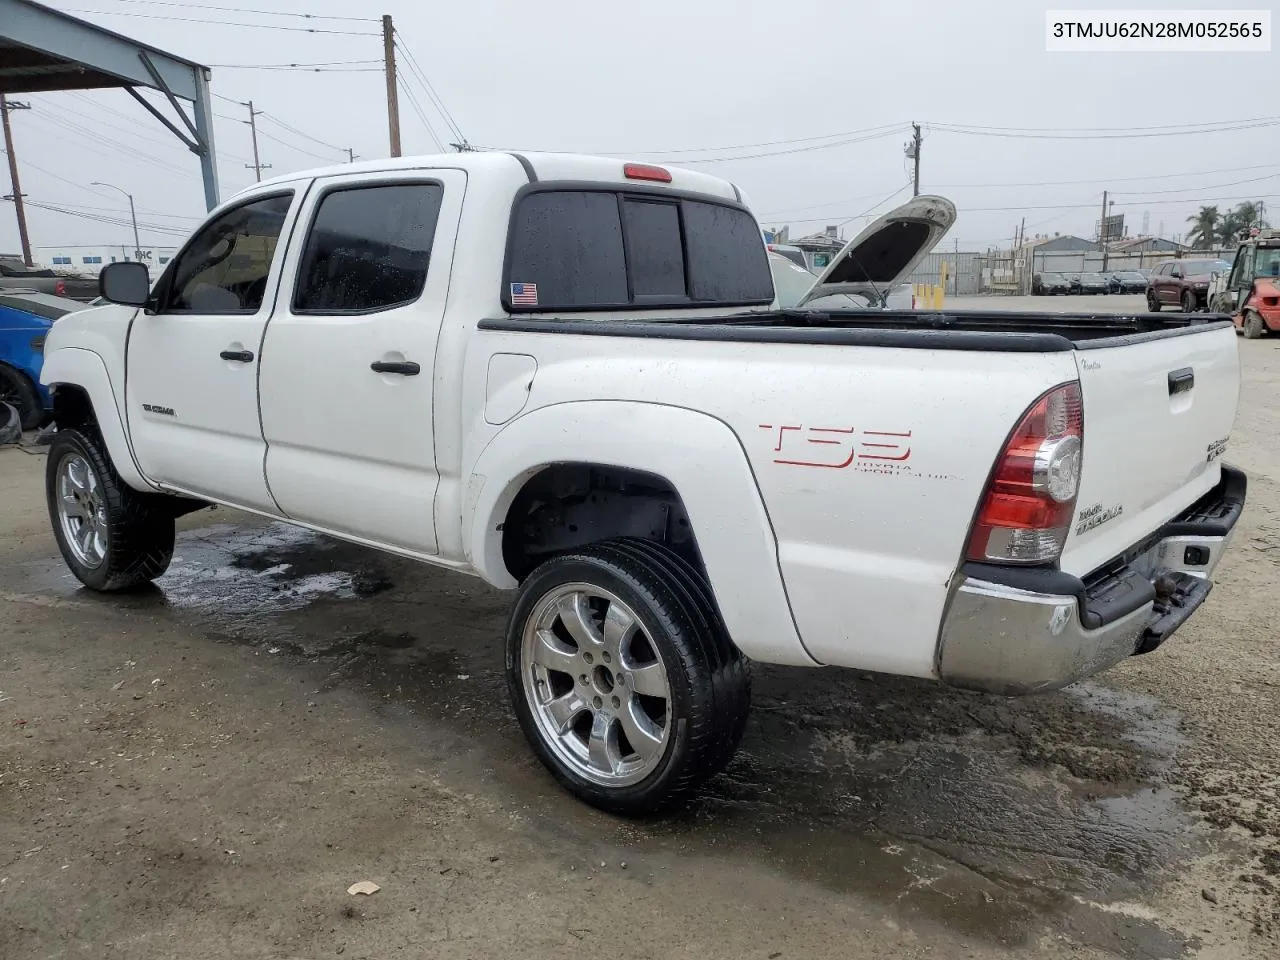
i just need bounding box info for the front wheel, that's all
[1243,310,1267,339]
[506,539,749,815]
[1181,290,1197,314]
[46,427,175,591]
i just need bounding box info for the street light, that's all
[90,181,140,259]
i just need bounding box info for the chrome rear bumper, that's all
[937,464,1246,696]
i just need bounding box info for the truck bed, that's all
[480,309,1233,352]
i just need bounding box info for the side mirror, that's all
[99,261,151,307]
[1170,268,1182,279]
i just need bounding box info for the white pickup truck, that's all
[40,152,1245,814]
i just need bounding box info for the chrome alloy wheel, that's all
[56,452,107,569]
[520,583,672,787]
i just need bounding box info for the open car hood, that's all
[794,194,957,308]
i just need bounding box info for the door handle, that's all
[220,349,254,362]
[370,360,420,376]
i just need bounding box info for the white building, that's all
[32,244,180,275]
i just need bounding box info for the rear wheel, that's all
[46,427,175,591]
[0,364,43,431]
[1147,292,1162,313]
[1243,310,1266,339]
[506,539,749,815]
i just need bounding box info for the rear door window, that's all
[294,182,443,314]
[505,188,771,311]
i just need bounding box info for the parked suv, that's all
[1147,258,1231,313]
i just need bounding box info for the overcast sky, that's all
[3,0,1277,260]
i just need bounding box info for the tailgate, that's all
[1059,323,1239,577]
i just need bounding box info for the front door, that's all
[259,169,465,555]
[126,189,302,512]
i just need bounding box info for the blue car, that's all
[0,290,85,430]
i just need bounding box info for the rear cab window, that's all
[504,187,773,312]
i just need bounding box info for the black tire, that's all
[1147,292,1162,313]
[1181,290,1197,314]
[608,537,751,773]
[0,363,44,431]
[506,538,750,815]
[46,426,175,591]
[1243,310,1266,339]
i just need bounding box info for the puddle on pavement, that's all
[14,520,1210,956]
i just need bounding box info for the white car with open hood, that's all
[38,151,1245,815]
[769,195,956,310]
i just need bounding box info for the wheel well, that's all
[51,384,96,429]
[501,464,705,582]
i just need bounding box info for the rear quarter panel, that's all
[463,329,1077,677]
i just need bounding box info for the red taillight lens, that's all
[55,279,66,295]
[623,162,672,183]
[966,382,1083,565]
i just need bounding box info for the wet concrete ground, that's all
[3,304,1279,959]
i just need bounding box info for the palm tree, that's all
[1219,208,1245,245]
[1186,206,1220,249]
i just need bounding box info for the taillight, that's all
[623,162,672,183]
[55,279,66,295]
[966,382,1083,565]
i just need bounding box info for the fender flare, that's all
[40,347,155,491]
[464,400,817,667]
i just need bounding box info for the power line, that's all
[612,122,907,158]
[207,60,381,68]
[24,110,194,177]
[253,128,344,164]
[208,64,380,72]
[930,161,1280,190]
[19,198,193,237]
[473,126,905,165]
[393,37,465,145]
[61,8,379,34]
[2,147,204,219]
[102,0,375,20]
[926,117,1280,140]
[396,77,444,152]
[674,128,903,165]
[257,112,347,154]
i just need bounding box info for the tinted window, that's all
[507,192,627,308]
[683,200,773,302]
[163,192,292,314]
[623,199,685,298]
[294,183,443,314]
[506,189,773,311]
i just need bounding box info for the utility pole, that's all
[382,14,401,157]
[243,100,271,182]
[346,147,358,163]
[1,94,33,266]
[91,181,140,258]
[909,122,922,196]
[1099,190,1109,272]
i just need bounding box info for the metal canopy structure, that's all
[0,0,219,210]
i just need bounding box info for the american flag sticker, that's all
[510,282,538,306]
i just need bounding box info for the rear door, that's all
[258,169,465,555]
[1057,324,1240,577]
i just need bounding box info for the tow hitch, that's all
[1135,572,1213,655]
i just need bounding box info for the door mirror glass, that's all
[1170,268,1182,278]
[99,261,150,307]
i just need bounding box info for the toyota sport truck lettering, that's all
[38,151,1246,815]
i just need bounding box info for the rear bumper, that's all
[937,464,1246,695]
